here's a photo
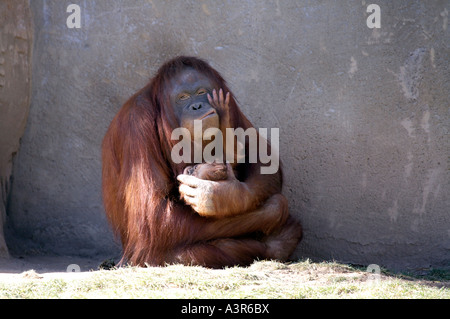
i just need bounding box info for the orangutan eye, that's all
[197,89,207,95]
[179,93,190,101]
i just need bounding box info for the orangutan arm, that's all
[177,161,281,218]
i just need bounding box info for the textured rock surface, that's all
[4,1,449,269]
[0,0,33,257]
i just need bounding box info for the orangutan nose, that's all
[190,102,203,111]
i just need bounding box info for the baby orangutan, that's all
[180,163,228,203]
[183,162,228,181]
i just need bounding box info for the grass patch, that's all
[0,259,448,299]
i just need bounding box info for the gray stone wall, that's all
[4,0,449,269]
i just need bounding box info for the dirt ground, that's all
[0,255,111,281]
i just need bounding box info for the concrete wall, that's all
[0,0,33,257]
[4,0,449,269]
